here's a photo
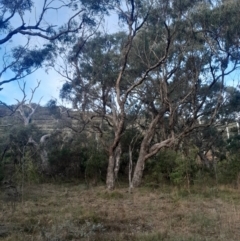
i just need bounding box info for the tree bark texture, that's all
[114,143,122,180]
[106,155,115,190]
[132,149,146,187]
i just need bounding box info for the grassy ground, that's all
[0,182,240,240]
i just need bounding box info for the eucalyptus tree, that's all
[59,0,168,189]
[59,0,240,190]
[59,31,127,179]
[130,0,240,187]
[108,0,240,188]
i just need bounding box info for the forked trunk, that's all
[106,115,124,190]
[28,135,51,174]
[106,155,115,190]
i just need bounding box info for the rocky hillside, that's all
[0,105,239,139]
[0,105,70,134]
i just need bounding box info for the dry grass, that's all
[0,183,240,240]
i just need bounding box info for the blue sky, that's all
[0,1,120,106]
[0,1,239,107]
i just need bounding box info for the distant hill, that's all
[0,105,239,139]
[0,105,69,134]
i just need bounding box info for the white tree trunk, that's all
[114,143,122,179]
[128,145,133,193]
[132,150,146,188]
[28,134,51,173]
[39,134,51,173]
[106,155,115,190]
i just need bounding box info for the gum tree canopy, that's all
[59,0,240,190]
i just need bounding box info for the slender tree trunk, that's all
[28,134,51,173]
[39,134,51,173]
[106,143,122,190]
[128,145,133,193]
[106,154,115,190]
[114,143,122,179]
[132,149,147,188]
[131,115,160,187]
[106,114,125,190]
[40,149,50,173]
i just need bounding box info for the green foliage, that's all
[2,0,240,190]
[79,0,117,13]
[193,169,216,187]
[217,134,240,185]
[218,156,240,185]
[0,124,43,181]
[173,148,198,186]
[60,31,127,108]
[144,149,199,187]
[0,0,33,32]
[119,128,142,176]
[226,134,240,153]
[84,148,108,183]
[45,99,62,119]
[48,133,107,183]
[145,150,178,184]
[11,44,55,74]
[48,147,83,178]
[13,153,41,184]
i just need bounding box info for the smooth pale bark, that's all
[39,134,51,173]
[114,144,122,179]
[132,114,161,187]
[107,143,124,190]
[16,81,42,126]
[39,149,49,172]
[128,145,133,193]
[132,133,174,187]
[105,0,170,190]
[106,155,115,190]
[28,134,51,173]
[17,103,39,126]
[106,144,122,190]
[106,113,125,190]
[132,149,147,188]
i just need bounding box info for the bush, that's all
[13,154,41,184]
[84,148,108,185]
[48,142,108,184]
[144,150,178,184]
[217,156,240,186]
[144,149,199,187]
[217,134,240,186]
[48,147,84,178]
[0,124,43,182]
